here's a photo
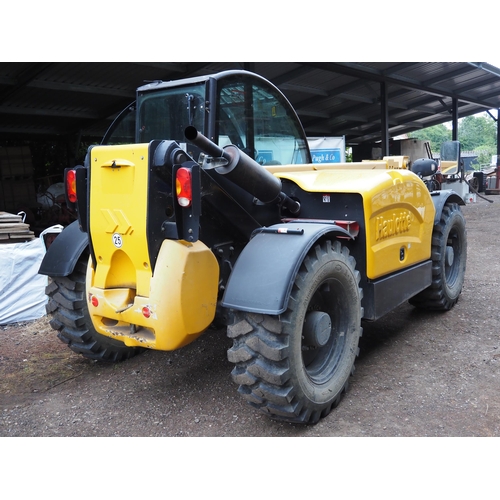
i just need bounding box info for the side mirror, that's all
[440,141,460,175]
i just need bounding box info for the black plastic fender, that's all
[430,189,465,224]
[38,221,89,277]
[221,222,352,315]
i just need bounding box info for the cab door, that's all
[213,72,311,165]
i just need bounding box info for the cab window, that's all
[102,103,136,145]
[216,76,310,165]
[138,84,205,144]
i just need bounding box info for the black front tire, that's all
[227,240,363,424]
[45,253,142,362]
[409,202,467,310]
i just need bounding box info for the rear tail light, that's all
[175,167,192,207]
[66,169,77,203]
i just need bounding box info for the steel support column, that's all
[486,107,500,194]
[380,82,389,156]
[497,108,500,190]
[452,98,459,141]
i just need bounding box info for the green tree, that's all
[458,114,497,151]
[408,113,497,159]
[470,145,495,169]
[408,123,451,153]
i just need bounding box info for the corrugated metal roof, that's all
[1,62,499,144]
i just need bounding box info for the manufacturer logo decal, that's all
[375,211,411,240]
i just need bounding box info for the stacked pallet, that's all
[0,211,35,243]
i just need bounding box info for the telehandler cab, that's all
[39,70,467,424]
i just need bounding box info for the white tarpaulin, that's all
[0,237,47,324]
[308,137,346,164]
[0,225,63,324]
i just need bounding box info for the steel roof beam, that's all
[300,62,500,110]
[0,62,53,104]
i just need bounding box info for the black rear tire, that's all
[409,202,467,310]
[227,240,363,424]
[45,252,142,362]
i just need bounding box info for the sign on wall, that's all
[308,137,345,164]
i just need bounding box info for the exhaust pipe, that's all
[185,126,300,214]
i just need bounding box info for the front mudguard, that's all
[430,189,465,224]
[38,221,89,277]
[221,222,352,315]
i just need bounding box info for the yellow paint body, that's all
[86,144,219,351]
[270,160,435,280]
[86,142,433,350]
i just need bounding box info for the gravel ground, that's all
[1,195,499,439]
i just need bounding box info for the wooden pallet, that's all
[0,211,35,243]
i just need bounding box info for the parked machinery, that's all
[39,70,467,424]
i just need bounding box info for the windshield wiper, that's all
[186,93,196,126]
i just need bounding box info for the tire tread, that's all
[45,254,141,362]
[227,240,362,424]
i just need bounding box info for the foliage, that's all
[345,147,352,162]
[408,123,451,153]
[458,114,497,151]
[408,112,497,161]
[470,145,495,169]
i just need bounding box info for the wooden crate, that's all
[0,211,35,243]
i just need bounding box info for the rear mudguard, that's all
[221,222,352,315]
[38,221,89,277]
[430,190,465,223]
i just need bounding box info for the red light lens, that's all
[66,169,77,203]
[90,295,99,307]
[175,167,192,207]
[142,306,151,318]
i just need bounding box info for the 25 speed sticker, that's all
[112,233,123,248]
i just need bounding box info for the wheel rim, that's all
[445,225,462,286]
[301,278,348,385]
